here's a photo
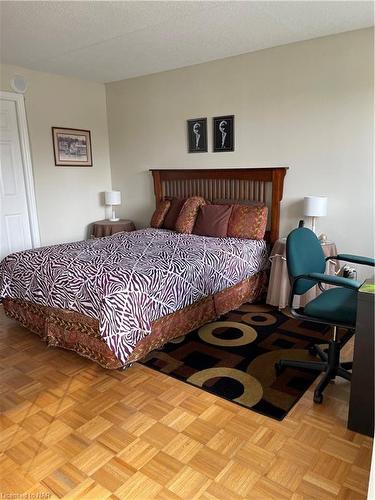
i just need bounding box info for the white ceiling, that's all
[1,1,373,83]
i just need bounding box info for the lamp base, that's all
[108,207,119,222]
[311,216,317,234]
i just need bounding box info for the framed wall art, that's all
[52,127,93,166]
[187,118,207,153]
[213,115,234,152]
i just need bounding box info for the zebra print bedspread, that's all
[0,229,268,366]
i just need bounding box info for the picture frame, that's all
[213,115,234,152]
[187,118,207,153]
[52,127,93,166]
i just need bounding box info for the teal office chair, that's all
[275,227,374,404]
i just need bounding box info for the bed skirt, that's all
[2,270,267,369]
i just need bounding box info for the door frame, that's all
[1,91,40,248]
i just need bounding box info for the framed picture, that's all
[213,115,234,152]
[187,118,207,153]
[52,127,92,166]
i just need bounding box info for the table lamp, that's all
[303,196,327,234]
[105,191,121,222]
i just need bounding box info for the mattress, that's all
[0,228,268,366]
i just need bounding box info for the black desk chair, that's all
[275,227,374,403]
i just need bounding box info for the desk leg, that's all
[348,293,374,436]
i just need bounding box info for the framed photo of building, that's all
[187,118,207,153]
[52,127,93,166]
[213,115,234,152]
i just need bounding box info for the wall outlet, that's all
[340,264,357,279]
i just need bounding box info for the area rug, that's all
[140,303,351,420]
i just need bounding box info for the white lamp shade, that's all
[105,191,121,206]
[304,196,327,217]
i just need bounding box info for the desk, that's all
[348,278,374,437]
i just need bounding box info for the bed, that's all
[0,167,287,369]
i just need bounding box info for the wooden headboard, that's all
[150,167,288,244]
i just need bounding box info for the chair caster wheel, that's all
[313,392,323,404]
[275,361,284,375]
[308,345,317,356]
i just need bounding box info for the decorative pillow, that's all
[163,198,187,230]
[227,204,268,240]
[193,204,233,238]
[150,200,171,228]
[175,196,207,234]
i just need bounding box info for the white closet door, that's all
[0,98,33,260]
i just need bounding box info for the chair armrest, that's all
[330,254,375,267]
[299,272,362,290]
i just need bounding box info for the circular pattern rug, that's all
[141,303,351,420]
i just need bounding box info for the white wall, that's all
[0,64,112,245]
[106,28,374,278]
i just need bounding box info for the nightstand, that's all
[266,237,339,309]
[91,219,136,238]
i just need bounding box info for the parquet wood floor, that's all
[0,307,372,499]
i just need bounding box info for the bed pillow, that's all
[150,200,171,228]
[193,204,233,238]
[175,196,207,234]
[162,198,186,230]
[227,204,268,240]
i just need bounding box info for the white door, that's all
[0,93,39,260]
